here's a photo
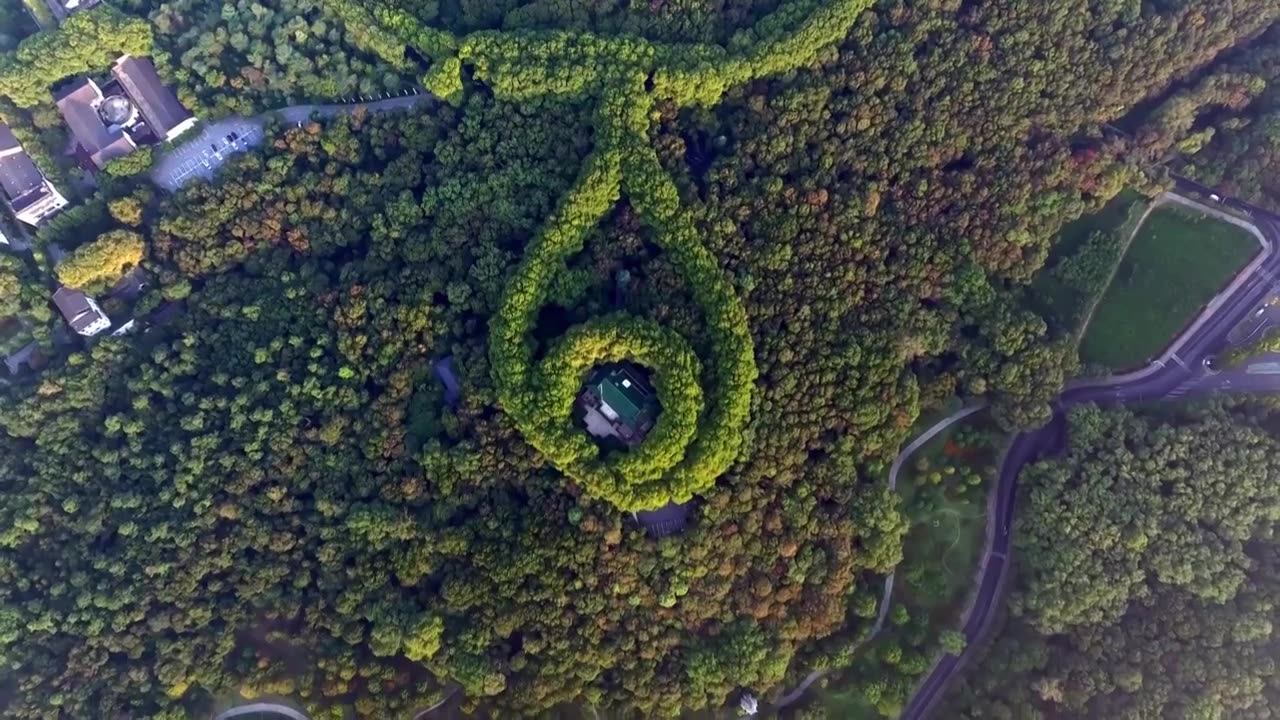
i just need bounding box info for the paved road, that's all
[900,180,1280,719]
[214,701,310,720]
[151,92,429,191]
[760,404,991,715]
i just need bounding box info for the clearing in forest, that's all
[1079,205,1259,370]
[1028,189,1146,338]
[814,409,1001,718]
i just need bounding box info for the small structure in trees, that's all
[635,499,689,537]
[434,355,462,408]
[52,286,109,336]
[578,363,657,447]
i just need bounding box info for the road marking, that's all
[1171,354,1189,370]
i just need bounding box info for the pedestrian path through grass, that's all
[1079,205,1259,369]
[807,409,1001,718]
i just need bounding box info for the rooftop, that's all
[434,355,462,407]
[636,500,690,538]
[0,123,21,155]
[595,366,652,427]
[54,78,136,169]
[580,364,658,447]
[0,124,50,212]
[110,56,193,139]
[52,287,108,335]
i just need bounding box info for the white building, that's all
[0,123,69,227]
[52,287,110,337]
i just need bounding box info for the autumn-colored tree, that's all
[55,229,145,292]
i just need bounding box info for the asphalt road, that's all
[900,180,1280,719]
[151,92,429,191]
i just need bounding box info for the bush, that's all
[939,630,967,655]
[103,147,155,177]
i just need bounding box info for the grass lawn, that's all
[1028,189,1145,337]
[893,416,996,616]
[1080,205,1259,369]
[808,411,1002,718]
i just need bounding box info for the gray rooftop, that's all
[0,124,47,211]
[54,78,135,169]
[636,500,690,537]
[52,287,107,334]
[434,355,462,407]
[111,56,192,138]
[0,123,20,155]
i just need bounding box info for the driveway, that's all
[151,91,430,192]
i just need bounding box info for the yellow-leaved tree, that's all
[55,229,145,293]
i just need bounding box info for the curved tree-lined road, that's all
[760,403,990,715]
[901,184,1280,719]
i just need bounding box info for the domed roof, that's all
[98,95,136,127]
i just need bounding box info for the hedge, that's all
[327,0,868,509]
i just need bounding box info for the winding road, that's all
[900,180,1280,719]
[762,403,989,713]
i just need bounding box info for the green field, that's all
[1028,189,1146,338]
[1080,205,1259,369]
[891,415,995,619]
[809,411,1000,718]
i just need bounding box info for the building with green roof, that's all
[578,364,657,447]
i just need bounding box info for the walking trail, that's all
[762,403,988,714]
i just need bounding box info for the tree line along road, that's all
[899,181,1280,719]
[767,181,1280,719]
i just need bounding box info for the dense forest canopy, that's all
[0,0,1276,717]
[952,402,1280,719]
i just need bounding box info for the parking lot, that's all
[151,117,265,191]
[151,93,430,192]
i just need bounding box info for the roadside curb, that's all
[1070,191,1272,391]
[897,431,1013,719]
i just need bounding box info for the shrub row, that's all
[325,0,865,509]
[535,315,705,509]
